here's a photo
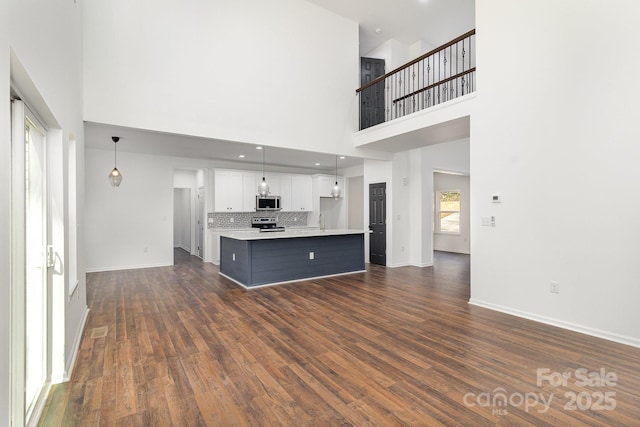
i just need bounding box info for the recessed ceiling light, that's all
[315,162,321,166]
[339,156,346,160]
[238,154,245,158]
[256,146,263,150]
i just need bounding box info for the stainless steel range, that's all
[251,217,285,232]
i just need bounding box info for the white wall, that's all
[391,152,411,267]
[348,176,364,229]
[82,0,361,156]
[363,38,411,73]
[1,0,86,422]
[433,172,470,254]
[472,0,640,346]
[86,150,176,271]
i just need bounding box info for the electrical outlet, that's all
[230,217,234,223]
[309,251,314,260]
[550,281,560,294]
[232,253,236,261]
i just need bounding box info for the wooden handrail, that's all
[392,67,476,104]
[356,29,476,94]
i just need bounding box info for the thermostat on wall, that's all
[492,193,502,203]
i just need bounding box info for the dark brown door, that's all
[369,183,386,266]
[360,57,385,130]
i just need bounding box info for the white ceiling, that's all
[84,122,361,173]
[84,0,474,170]
[306,0,475,55]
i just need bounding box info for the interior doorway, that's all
[369,182,387,265]
[173,188,192,256]
[433,172,471,255]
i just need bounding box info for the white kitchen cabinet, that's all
[242,172,258,212]
[279,175,292,211]
[210,231,221,264]
[214,170,243,212]
[291,175,313,211]
[317,174,344,198]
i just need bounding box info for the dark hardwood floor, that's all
[39,249,640,426]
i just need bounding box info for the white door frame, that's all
[10,99,52,427]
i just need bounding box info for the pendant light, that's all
[108,136,123,187]
[257,146,270,196]
[330,154,342,199]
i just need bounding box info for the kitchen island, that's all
[219,229,365,288]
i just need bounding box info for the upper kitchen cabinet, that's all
[214,170,244,212]
[279,175,292,211]
[316,174,345,198]
[242,172,258,212]
[291,175,313,211]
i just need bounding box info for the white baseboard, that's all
[63,305,90,381]
[469,299,640,349]
[387,262,410,268]
[220,270,367,289]
[85,262,172,273]
[367,262,434,268]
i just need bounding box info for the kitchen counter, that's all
[219,229,365,288]
[218,228,364,240]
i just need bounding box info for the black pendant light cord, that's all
[112,136,120,167]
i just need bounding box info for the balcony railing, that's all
[356,29,476,130]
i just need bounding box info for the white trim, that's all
[25,382,50,427]
[11,98,27,427]
[62,306,89,382]
[387,262,410,268]
[469,299,640,349]
[85,263,172,273]
[68,279,80,300]
[220,270,367,289]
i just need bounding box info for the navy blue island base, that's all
[219,230,365,288]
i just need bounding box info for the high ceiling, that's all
[306,0,475,55]
[85,0,474,170]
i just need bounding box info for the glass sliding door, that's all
[24,114,48,422]
[11,98,50,426]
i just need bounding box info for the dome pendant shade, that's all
[109,167,123,187]
[108,136,122,187]
[258,177,270,197]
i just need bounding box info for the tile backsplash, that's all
[207,211,308,229]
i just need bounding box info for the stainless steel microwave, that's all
[256,195,281,211]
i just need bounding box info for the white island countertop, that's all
[219,228,365,241]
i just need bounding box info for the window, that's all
[435,190,461,233]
